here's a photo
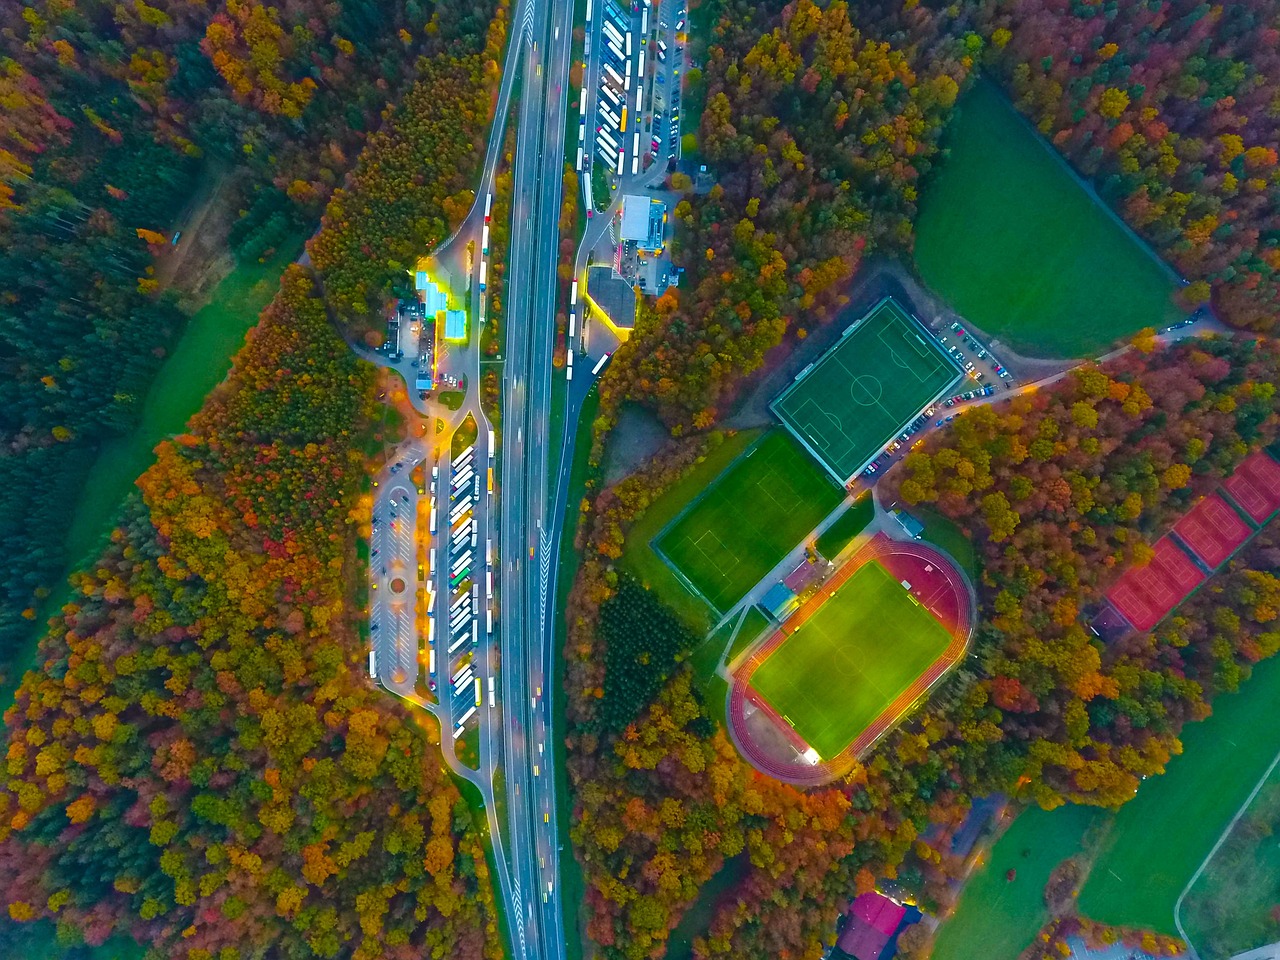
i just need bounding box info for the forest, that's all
[0,0,507,956]
[0,0,499,684]
[595,0,972,432]
[0,262,502,958]
[563,1,1280,957]
[977,0,1280,333]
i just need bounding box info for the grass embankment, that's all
[619,429,759,630]
[450,774,513,960]
[913,505,979,581]
[729,606,770,662]
[815,495,874,559]
[914,80,1181,358]
[552,384,601,960]
[685,604,771,729]
[452,413,479,458]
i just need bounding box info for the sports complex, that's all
[728,533,975,786]
[772,297,963,481]
[637,296,976,783]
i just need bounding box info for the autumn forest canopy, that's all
[0,0,506,955]
[3,0,1280,957]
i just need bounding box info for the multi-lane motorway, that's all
[494,0,578,953]
[362,0,648,954]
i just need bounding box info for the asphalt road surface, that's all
[370,455,422,697]
[491,0,580,955]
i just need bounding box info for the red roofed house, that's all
[1172,492,1252,569]
[838,892,906,960]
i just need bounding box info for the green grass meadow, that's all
[935,654,1280,956]
[815,495,874,559]
[654,431,844,613]
[914,81,1181,358]
[1077,652,1280,932]
[932,805,1106,960]
[749,560,952,759]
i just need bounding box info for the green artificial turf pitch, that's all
[771,298,961,481]
[654,431,844,613]
[914,81,1182,359]
[750,560,952,760]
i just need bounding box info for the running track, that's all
[727,532,975,786]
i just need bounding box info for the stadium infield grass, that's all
[654,430,844,613]
[914,81,1181,359]
[750,559,952,760]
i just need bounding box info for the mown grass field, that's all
[750,560,951,759]
[621,430,760,630]
[1181,762,1280,958]
[815,495,874,559]
[1078,652,1280,932]
[914,81,1181,358]
[655,431,843,614]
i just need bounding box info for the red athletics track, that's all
[727,532,975,787]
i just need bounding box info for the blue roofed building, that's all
[444,308,467,342]
[761,582,799,621]
[890,509,925,540]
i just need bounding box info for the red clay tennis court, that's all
[1106,536,1206,632]
[1221,450,1280,524]
[1172,492,1252,569]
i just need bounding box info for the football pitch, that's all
[750,560,952,760]
[654,431,844,613]
[772,298,961,481]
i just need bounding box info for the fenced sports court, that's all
[1101,449,1280,635]
[1106,537,1206,633]
[772,298,962,481]
[1172,493,1251,569]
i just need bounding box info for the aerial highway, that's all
[361,0,619,952]
[493,0,578,954]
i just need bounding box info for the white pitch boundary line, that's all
[1173,743,1280,960]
